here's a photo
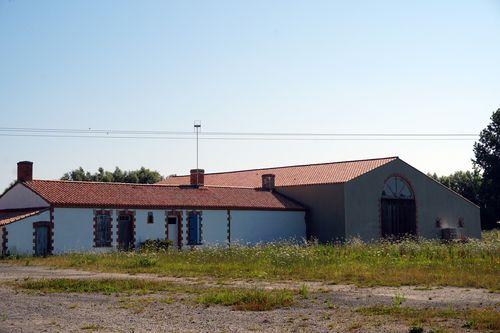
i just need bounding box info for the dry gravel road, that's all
[0,264,498,333]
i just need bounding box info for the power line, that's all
[0,133,476,141]
[0,127,479,138]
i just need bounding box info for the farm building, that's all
[161,156,481,242]
[0,157,480,256]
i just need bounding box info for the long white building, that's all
[0,162,305,256]
[0,156,481,256]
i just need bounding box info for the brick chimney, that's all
[262,174,275,191]
[190,169,204,186]
[17,161,33,182]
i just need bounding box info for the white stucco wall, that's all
[201,210,228,246]
[5,207,307,254]
[135,210,167,245]
[230,210,306,245]
[53,208,172,253]
[5,211,50,255]
[0,184,49,210]
[53,208,107,253]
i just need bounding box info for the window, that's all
[187,211,201,245]
[147,212,154,224]
[167,216,177,225]
[94,212,112,247]
[458,217,464,228]
[382,176,414,199]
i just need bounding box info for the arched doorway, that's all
[381,176,416,238]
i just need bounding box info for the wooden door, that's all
[34,225,49,256]
[118,215,133,250]
[381,198,416,238]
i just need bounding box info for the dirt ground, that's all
[0,264,498,333]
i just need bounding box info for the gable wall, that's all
[344,159,481,241]
[0,184,49,210]
[277,184,345,242]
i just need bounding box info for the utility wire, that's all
[0,127,479,138]
[0,133,476,141]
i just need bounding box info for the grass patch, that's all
[357,305,500,331]
[3,231,499,290]
[13,278,296,311]
[196,288,294,311]
[13,278,192,295]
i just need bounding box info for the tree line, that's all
[60,167,164,184]
[429,109,499,230]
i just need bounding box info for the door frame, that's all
[165,210,183,250]
[379,174,418,238]
[32,221,53,256]
[116,210,136,250]
[380,198,417,238]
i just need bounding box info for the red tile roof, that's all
[159,157,398,188]
[0,208,49,226]
[22,180,304,211]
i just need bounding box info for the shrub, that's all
[139,239,172,253]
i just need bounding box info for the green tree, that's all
[473,108,500,229]
[61,167,164,184]
[428,170,482,205]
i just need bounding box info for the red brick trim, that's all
[227,210,231,245]
[93,210,112,247]
[50,207,54,252]
[166,210,183,249]
[116,210,136,250]
[178,211,183,249]
[1,227,7,256]
[379,174,418,238]
[165,212,169,241]
[32,221,53,256]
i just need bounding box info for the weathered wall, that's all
[135,210,168,245]
[53,208,173,252]
[277,184,345,242]
[230,210,306,245]
[201,210,228,246]
[5,211,50,255]
[53,208,111,253]
[344,158,481,241]
[5,206,306,254]
[0,184,49,210]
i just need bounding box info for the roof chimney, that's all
[190,169,204,186]
[17,161,33,182]
[262,174,275,191]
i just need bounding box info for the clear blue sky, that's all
[1,0,499,189]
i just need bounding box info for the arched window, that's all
[381,176,416,238]
[382,176,414,199]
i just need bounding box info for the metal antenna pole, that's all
[194,121,201,185]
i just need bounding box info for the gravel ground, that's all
[0,264,498,332]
